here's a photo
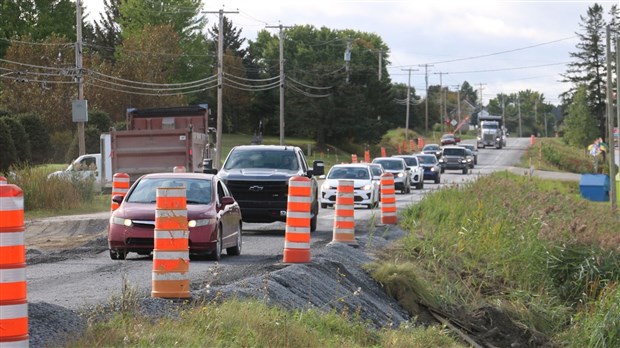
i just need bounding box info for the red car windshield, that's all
[126,178,213,205]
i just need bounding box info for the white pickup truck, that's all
[48,152,113,192]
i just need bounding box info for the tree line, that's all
[0,1,618,172]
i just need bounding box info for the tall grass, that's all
[8,165,105,214]
[69,297,463,348]
[370,172,620,345]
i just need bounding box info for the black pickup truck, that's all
[214,145,324,231]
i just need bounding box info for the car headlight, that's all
[188,218,217,227]
[111,216,132,227]
[467,158,472,162]
[321,181,330,190]
[397,172,404,178]
[461,159,467,163]
[430,167,436,171]
[477,137,481,140]
[496,137,500,141]
[439,159,444,163]
[362,184,372,190]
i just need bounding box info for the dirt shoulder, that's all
[25,212,110,251]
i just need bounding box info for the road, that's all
[25,137,534,310]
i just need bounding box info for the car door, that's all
[216,179,237,247]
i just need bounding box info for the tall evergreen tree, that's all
[563,85,599,148]
[0,118,17,172]
[88,0,122,62]
[562,4,607,137]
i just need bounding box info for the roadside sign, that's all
[450,119,457,127]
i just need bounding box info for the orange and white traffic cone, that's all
[152,186,190,299]
[111,172,130,211]
[0,184,29,347]
[380,173,397,225]
[283,177,312,263]
[329,180,358,247]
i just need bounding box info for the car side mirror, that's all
[221,196,235,206]
[112,195,124,204]
[404,167,411,171]
[310,160,325,177]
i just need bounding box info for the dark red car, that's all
[440,134,457,146]
[108,172,242,261]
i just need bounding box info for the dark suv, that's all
[216,145,324,231]
[438,146,471,174]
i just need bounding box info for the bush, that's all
[0,118,17,172]
[2,116,31,164]
[50,130,74,163]
[17,113,52,164]
[65,127,103,162]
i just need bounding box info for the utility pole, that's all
[402,68,418,142]
[434,72,446,132]
[75,0,85,156]
[605,25,616,209]
[204,9,238,169]
[266,24,292,145]
[518,97,523,138]
[377,50,382,81]
[454,85,461,135]
[419,64,433,132]
[344,39,352,84]
[478,83,486,109]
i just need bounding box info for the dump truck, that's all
[102,104,211,188]
[477,114,506,149]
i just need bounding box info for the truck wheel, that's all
[109,249,126,260]
[310,212,317,232]
[440,168,445,174]
[462,167,468,174]
[320,203,328,209]
[434,176,440,184]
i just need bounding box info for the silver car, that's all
[371,157,411,194]
[392,155,424,189]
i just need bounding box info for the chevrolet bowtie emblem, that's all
[249,185,264,192]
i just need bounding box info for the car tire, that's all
[227,222,242,256]
[462,167,468,174]
[320,203,328,209]
[406,183,411,193]
[440,168,445,174]
[109,249,126,260]
[209,227,222,261]
[434,176,440,184]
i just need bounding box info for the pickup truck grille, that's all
[446,157,461,164]
[226,180,288,204]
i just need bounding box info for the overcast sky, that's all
[83,0,620,106]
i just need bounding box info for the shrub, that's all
[17,113,52,164]
[2,116,31,164]
[0,118,17,172]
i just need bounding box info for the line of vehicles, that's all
[50,105,494,261]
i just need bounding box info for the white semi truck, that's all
[477,114,506,149]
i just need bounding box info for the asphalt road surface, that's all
[26,137,535,310]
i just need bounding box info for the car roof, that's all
[423,144,440,148]
[138,172,216,180]
[373,157,404,161]
[331,163,372,169]
[231,145,299,151]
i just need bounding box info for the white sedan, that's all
[392,155,425,189]
[320,164,380,209]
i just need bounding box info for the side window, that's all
[216,181,226,204]
[297,151,308,172]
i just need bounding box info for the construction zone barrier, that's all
[364,150,370,163]
[409,140,415,153]
[380,173,397,225]
[418,137,425,149]
[173,166,186,173]
[0,184,28,347]
[329,180,357,247]
[0,176,7,185]
[111,172,130,211]
[351,154,358,163]
[283,176,312,263]
[152,187,190,299]
[381,147,387,157]
[530,134,536,145]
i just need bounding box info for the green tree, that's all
[563,85,599,148]
[1,115,31,164]
[0,0,77,58]
[459,81,478,105]
[17,112,52,164]
[88,0,122,62]
[88,110,112,133]
[0,118,17,172]
[562,4,610,137]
